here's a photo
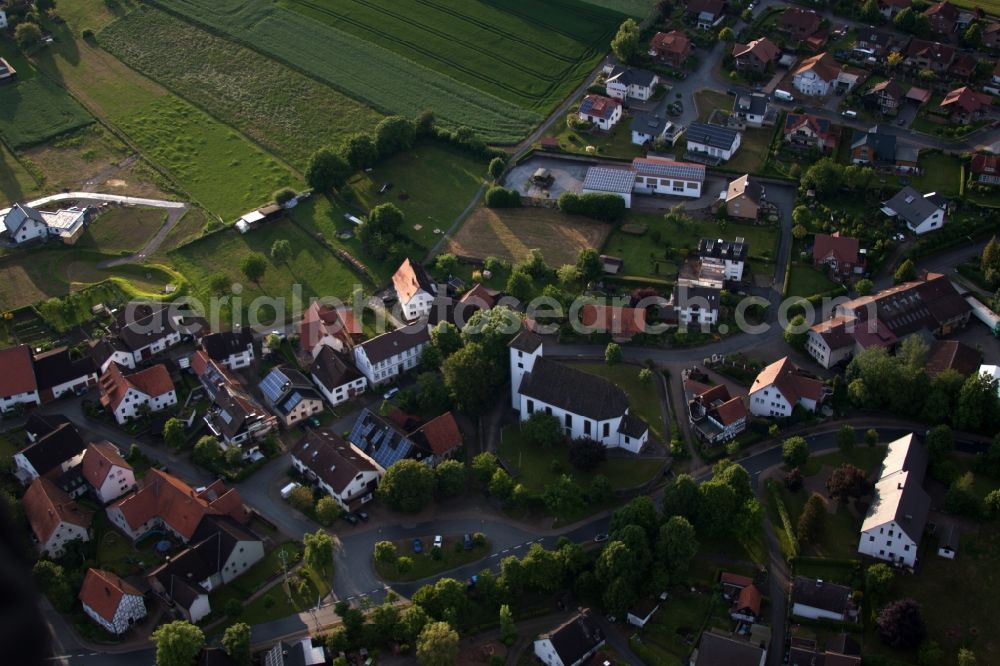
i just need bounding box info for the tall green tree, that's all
[837,425,856,453]
[163,417,186,449]
[655,516,698,583]
[379,459,436,512]
[576,248,602,283]
[342,133,379,170]
[221,623,252,666]
[611,19,640,63]
[240,253,267,284]
[605,342,623,365]
[304,530,334,573]
[435,459,466,498]
[306,147,352,193]
[442,342,498,414]
[499,604,516,643]
[430,321,463,359]
[152,621,205,666]
[894,258,916,283]
[375,116,416,156]
[270,239,293,265]
[416,622,459,666]
[797,493,826,544]
[782,437,810,467]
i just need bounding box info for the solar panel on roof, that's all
[260,369,289,402]
[282,392,302,413]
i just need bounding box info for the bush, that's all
[557,192,626,222]
[484,186,521,208]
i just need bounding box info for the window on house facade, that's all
[584,421,591,435]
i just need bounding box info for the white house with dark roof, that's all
[630,110,674,146]
[199,330,254,370]
[581,167,635,208]
[14,421,87,484]
[604,65,659,101]
[631,157,705,198]
[686,122,742,162]
[31,347,98,403]
[0,203,54,244]
[509,329,648,452]
[733,93,770,128]
[534,610,605,666]
[792,576,854,621]
[881,186,946,235]
[310,346,367,407]
[699,237,748,281]
[290,428,383,511]
[353,322,429,385]
[108,303,189,364]
[858,434,929,567]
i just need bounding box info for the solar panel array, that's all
[348,409,413,469]
[260,368,290,403]
[582,167,635,193]
[632,158,705,181]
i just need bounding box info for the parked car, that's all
[280,482,300,500]
[383,387,399,400]
[594,533,609,542]
[463,534,473,550]
[342,513,360,526]
[412,538,423,554]
[356,510,370,522]
[433,535,443,549]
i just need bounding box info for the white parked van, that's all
[842,110,858,119]
[774,90,794,102]
[281,482,300,500]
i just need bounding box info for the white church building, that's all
[509,329,648,453]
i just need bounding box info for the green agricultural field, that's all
[115,97,301,221]
[277,0,622,112]
[150,0,542,143]
[100,6,383,169]
[0,77,94,149]
[0,143,43,202]
[78,207,168,254]
[168,220,360,324]
[579,0,660,16]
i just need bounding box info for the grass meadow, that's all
[579,0,660,16]
[0,77,93,149]
[151,0,542,143]
[276,0,622,112]
[99,6,383,169]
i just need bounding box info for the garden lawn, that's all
[498,426,664,494]
[152,208,210,258]
[168,219,360,318]
[775,484,860,560]
[350,143,487,248]
[374,536,492,582]
[210,541,304,611]
[0,76,94,149]
[575,363,665,441]
[694,90,731,123]
[78,207,167,254]
[0,430,20,470]
[543,114,645,161]
[725,126,776,175]
[237,564,330,626]
[641,588,717,665]
[0,142,43,202]
[99,6,383,170]
[786,263,839,298]
[911,152,962,197]
[276,0,622,112]
[150,0,542,143]
[800,444,887,477]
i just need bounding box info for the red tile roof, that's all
[393,258,434,305]
[581,304,647,339]
[110,469,245,540]
[650,30,691,56]
[81,441,132,490]
[99,363,174,412]
[782,7,822,35]
[793,52,841,82]
[0,345,37,397]
[580,94,623,120]
[813,231,860,265]
[720,572,753,588]
[940,86,993,114]
[78,568,142,623]
[459,283,500,309]
[736,584,763,615]
[926,339,981,377]
[413,412,462,456]
[23,477,93,544]
[299,302,362,354]
[751,357,824,404]
[971,153,1000,175]
[732,37,781,63]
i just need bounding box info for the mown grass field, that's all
[576,362,665,441]
[150,0,542,143]
[77,207,168,254]
[786,263,839,298]
[99,6,383,169]
[0,142,43,202]
[277,0,622,112]
[580,0,660,16]
[448,207,612,266]
[0,77,94,149]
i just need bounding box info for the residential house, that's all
[509,329,649,452]
[882,186,947,234]
[692,631,766,666]
[781,7,826,49]
[309,346,367,407]
[783,113,837,152]
[858,434,930,567]
[0,202,87,245]
[605,66,659,101]
[854,29,905,57]
[939,86,993,124]
[630,111,675,146]
[24,412,71,444]
[147,514,264,623]
[926,339,981,377]
[534,610,605,666]
[905,39,955,72]
[834,271,971,338]
[298,302,363,357]
[686,0,726,29]
[793,53,855,97]
[0,344,40,413]
[649,30,693,68]
[970,153,1000,185]
[99,363,176,424]
[864,80,905,116]
[789,636,862,666]
[686,122,741,162]
[290,428,383,511]
[580,303,648,342]
[81,441,136,504]
[813,232,864,281]
[731,584,763,622]
[699,237,747,281]
[577,95,623,131]
[923,0,958,36]
[108,303,193,364]
[199,330,254,370]
[79,569,146,636]
[627,599,660,628]
[393,258,437,321]
[23,477,93,558]
[31,347,98,403]
[347,409,428,468]
[879,0,912,19]
[88,338,135,374]
[724,174,764,220]
[582,167,635,208]
[671,284,720,326]
[260,638,326,666]
[687,382,748,445]
[733,93,770,127]
[600,255,624,275]
[720,571,754,598]
[732,38,781,75]
[409,412,464,465]
[631,157,705,198]
[259,366,324,428]
[353,322,429,385]
[850,126,918,173]
[107,469,248,542]
[14,421,87,485]
[748,357,825,417]
[948,52,977,80]
[806,315,898,369]
[192,351,276,453]
[792,577,854,621]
